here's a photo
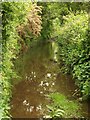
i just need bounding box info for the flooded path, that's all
[10,41,90,118]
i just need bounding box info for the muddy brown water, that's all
[10,41,90,118]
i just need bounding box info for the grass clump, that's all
[46,92,82,118]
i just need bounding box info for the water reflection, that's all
[10,41,90,118]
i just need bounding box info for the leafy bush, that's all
[57,12,90,99]
[45,93,81,118]
[1,2,42,118]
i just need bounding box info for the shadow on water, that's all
[10,41,90,118]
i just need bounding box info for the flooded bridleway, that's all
[10,41,90,118]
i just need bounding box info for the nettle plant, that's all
[58,12,90,99]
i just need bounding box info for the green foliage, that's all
[46,93,81,118]
[38,2,89,41]
[1,2,32,118]
[38,2,72,40]
[57,12,90,99]
[46,105,64,118]
[37,3,53,40]
[1,2,42,118]
[1,2,89,118]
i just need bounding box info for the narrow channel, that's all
[10,41,90,118]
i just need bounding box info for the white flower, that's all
[39,81,43,86]
[52,82,55,85]
[34,75,36,78]
[47,73,51,78]
[23,100,27,105]
[29,106,34,112]
[45,82,49,86]
[36,105,42,111]
[40,91,43,94]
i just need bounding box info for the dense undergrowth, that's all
[57,12,90,99]
[38,2,90,100]
[1,1,90,119]
[38,3,90,118]
[1,2,42,118]
[1,2,29,118]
